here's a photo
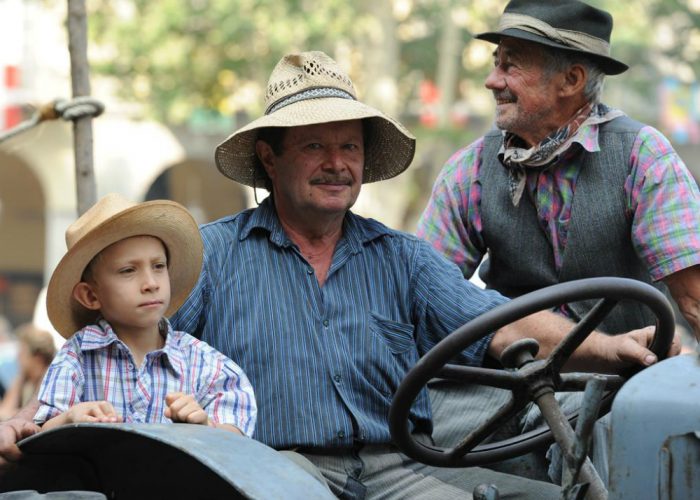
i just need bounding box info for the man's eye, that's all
[119,268,135,274]
[306,143,322,150]
[494,58,512,70]
[154,263,167,270]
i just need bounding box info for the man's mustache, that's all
[493,91,517,101]
[310,176,353,185]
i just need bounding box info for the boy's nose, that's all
[142,271,159,291]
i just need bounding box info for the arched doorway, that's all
[0,153,45,330]
[144,160,248,224]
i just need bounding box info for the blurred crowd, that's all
[0,318,55,421]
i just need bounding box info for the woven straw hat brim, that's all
[476,29,628,75]
[47,201,203,338]
[215,97,416,187]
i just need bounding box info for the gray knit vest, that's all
[479,116,666,334]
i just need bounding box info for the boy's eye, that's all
[154,262,167,270]
[119,267,135,274]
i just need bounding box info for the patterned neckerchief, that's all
[499,102,622,206]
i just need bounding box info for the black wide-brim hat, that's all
[475,0,628,75]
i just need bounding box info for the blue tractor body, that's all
[609,351,700,499]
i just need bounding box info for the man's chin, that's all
[493,116,511,131]
[314,198,357,215]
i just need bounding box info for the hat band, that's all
[498,13,611,57]
[266,87,355,115]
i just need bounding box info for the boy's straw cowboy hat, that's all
[47,193,203,338]
[475,0,628,75]
[215,51,416,188]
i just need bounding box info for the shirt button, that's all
[307,268,314,275]
[337,431,345,439]
[322,319,329,327]
[333,374,341,383]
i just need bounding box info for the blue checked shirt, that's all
[170,197,507,450]
[35,318,257,436]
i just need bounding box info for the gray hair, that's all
[539,47,606,104]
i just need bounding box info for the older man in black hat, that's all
[418,0,700,484]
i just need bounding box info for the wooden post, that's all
[67,0,97,216]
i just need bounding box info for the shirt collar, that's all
[239,196,290,247]
[567,103,625,154]
[239,195,390,252]
[80,319,120,349]
[83,318,185,377]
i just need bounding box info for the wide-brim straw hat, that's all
[475,0,628,75]
[47,193,203,338]
[215,51,416,187]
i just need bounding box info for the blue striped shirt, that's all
[170,197,507,450]
[34,318,257,436]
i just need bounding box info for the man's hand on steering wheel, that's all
[490,314,681,374]
[596,325,681,369]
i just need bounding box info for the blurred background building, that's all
[0,0,251,339]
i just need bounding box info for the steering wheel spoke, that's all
[549,297,620,371]
[437,364,521,390]
[447,393,530,460]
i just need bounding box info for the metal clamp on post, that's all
[0,97,105,144]
[54,97,105,121]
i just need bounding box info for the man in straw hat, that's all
[3,194,256,438]
[164,51,677,497]
[417,0,700,483]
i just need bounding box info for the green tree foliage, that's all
[87,0,699,128]
[88,0,363,123]
[647,0,700,80]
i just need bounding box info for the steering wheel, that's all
[389,277,675,468]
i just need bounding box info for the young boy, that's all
[33,194,256,436]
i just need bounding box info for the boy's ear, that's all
[72,282,101,311]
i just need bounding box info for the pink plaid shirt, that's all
[417,114,700,282]
[35,318,257,436]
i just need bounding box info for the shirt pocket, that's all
[369,312,416,354]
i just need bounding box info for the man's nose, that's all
[484,67,505,91]
[323,148,345,170]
